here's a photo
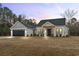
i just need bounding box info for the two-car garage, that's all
[13,30,25,36]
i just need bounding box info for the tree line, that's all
[0,4,37,36]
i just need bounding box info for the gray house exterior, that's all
[10,18,69,37]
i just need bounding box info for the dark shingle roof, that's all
[38,18,66,26]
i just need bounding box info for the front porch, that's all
[43,26,55,37]
[36,26,67,37]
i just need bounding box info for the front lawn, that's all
[0,36,79,56]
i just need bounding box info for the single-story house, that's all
[10,18,69,37]
[35,18,69,37]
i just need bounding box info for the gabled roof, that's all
[10,21,26,30]
[38,18,66,26]
[10,18,66,30]
[10,21,37,30]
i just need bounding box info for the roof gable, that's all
[38,18,66,26]
[42,21,55,26]
[10,21,26,30]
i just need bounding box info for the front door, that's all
[47,29,51,36]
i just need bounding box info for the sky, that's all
[2,3,79,23]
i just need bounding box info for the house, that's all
[35,18,69,37]
[10,18,69,37]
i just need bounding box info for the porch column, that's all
[44,28,47,37]
[11,30,13,37]
[51,28,54,36]
[62,29,64,37]
[53,28,56,37]
[25,29,27,37]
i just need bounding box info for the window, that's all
[60,28,63,33]
[56,28,63,33]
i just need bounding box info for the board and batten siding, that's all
[27,28,33,36]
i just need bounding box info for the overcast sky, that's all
[2,3,79,23]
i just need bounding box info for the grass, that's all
[0,36,79,56]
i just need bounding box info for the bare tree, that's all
[61,9,78,24]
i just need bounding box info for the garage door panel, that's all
[13,30,24,36]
